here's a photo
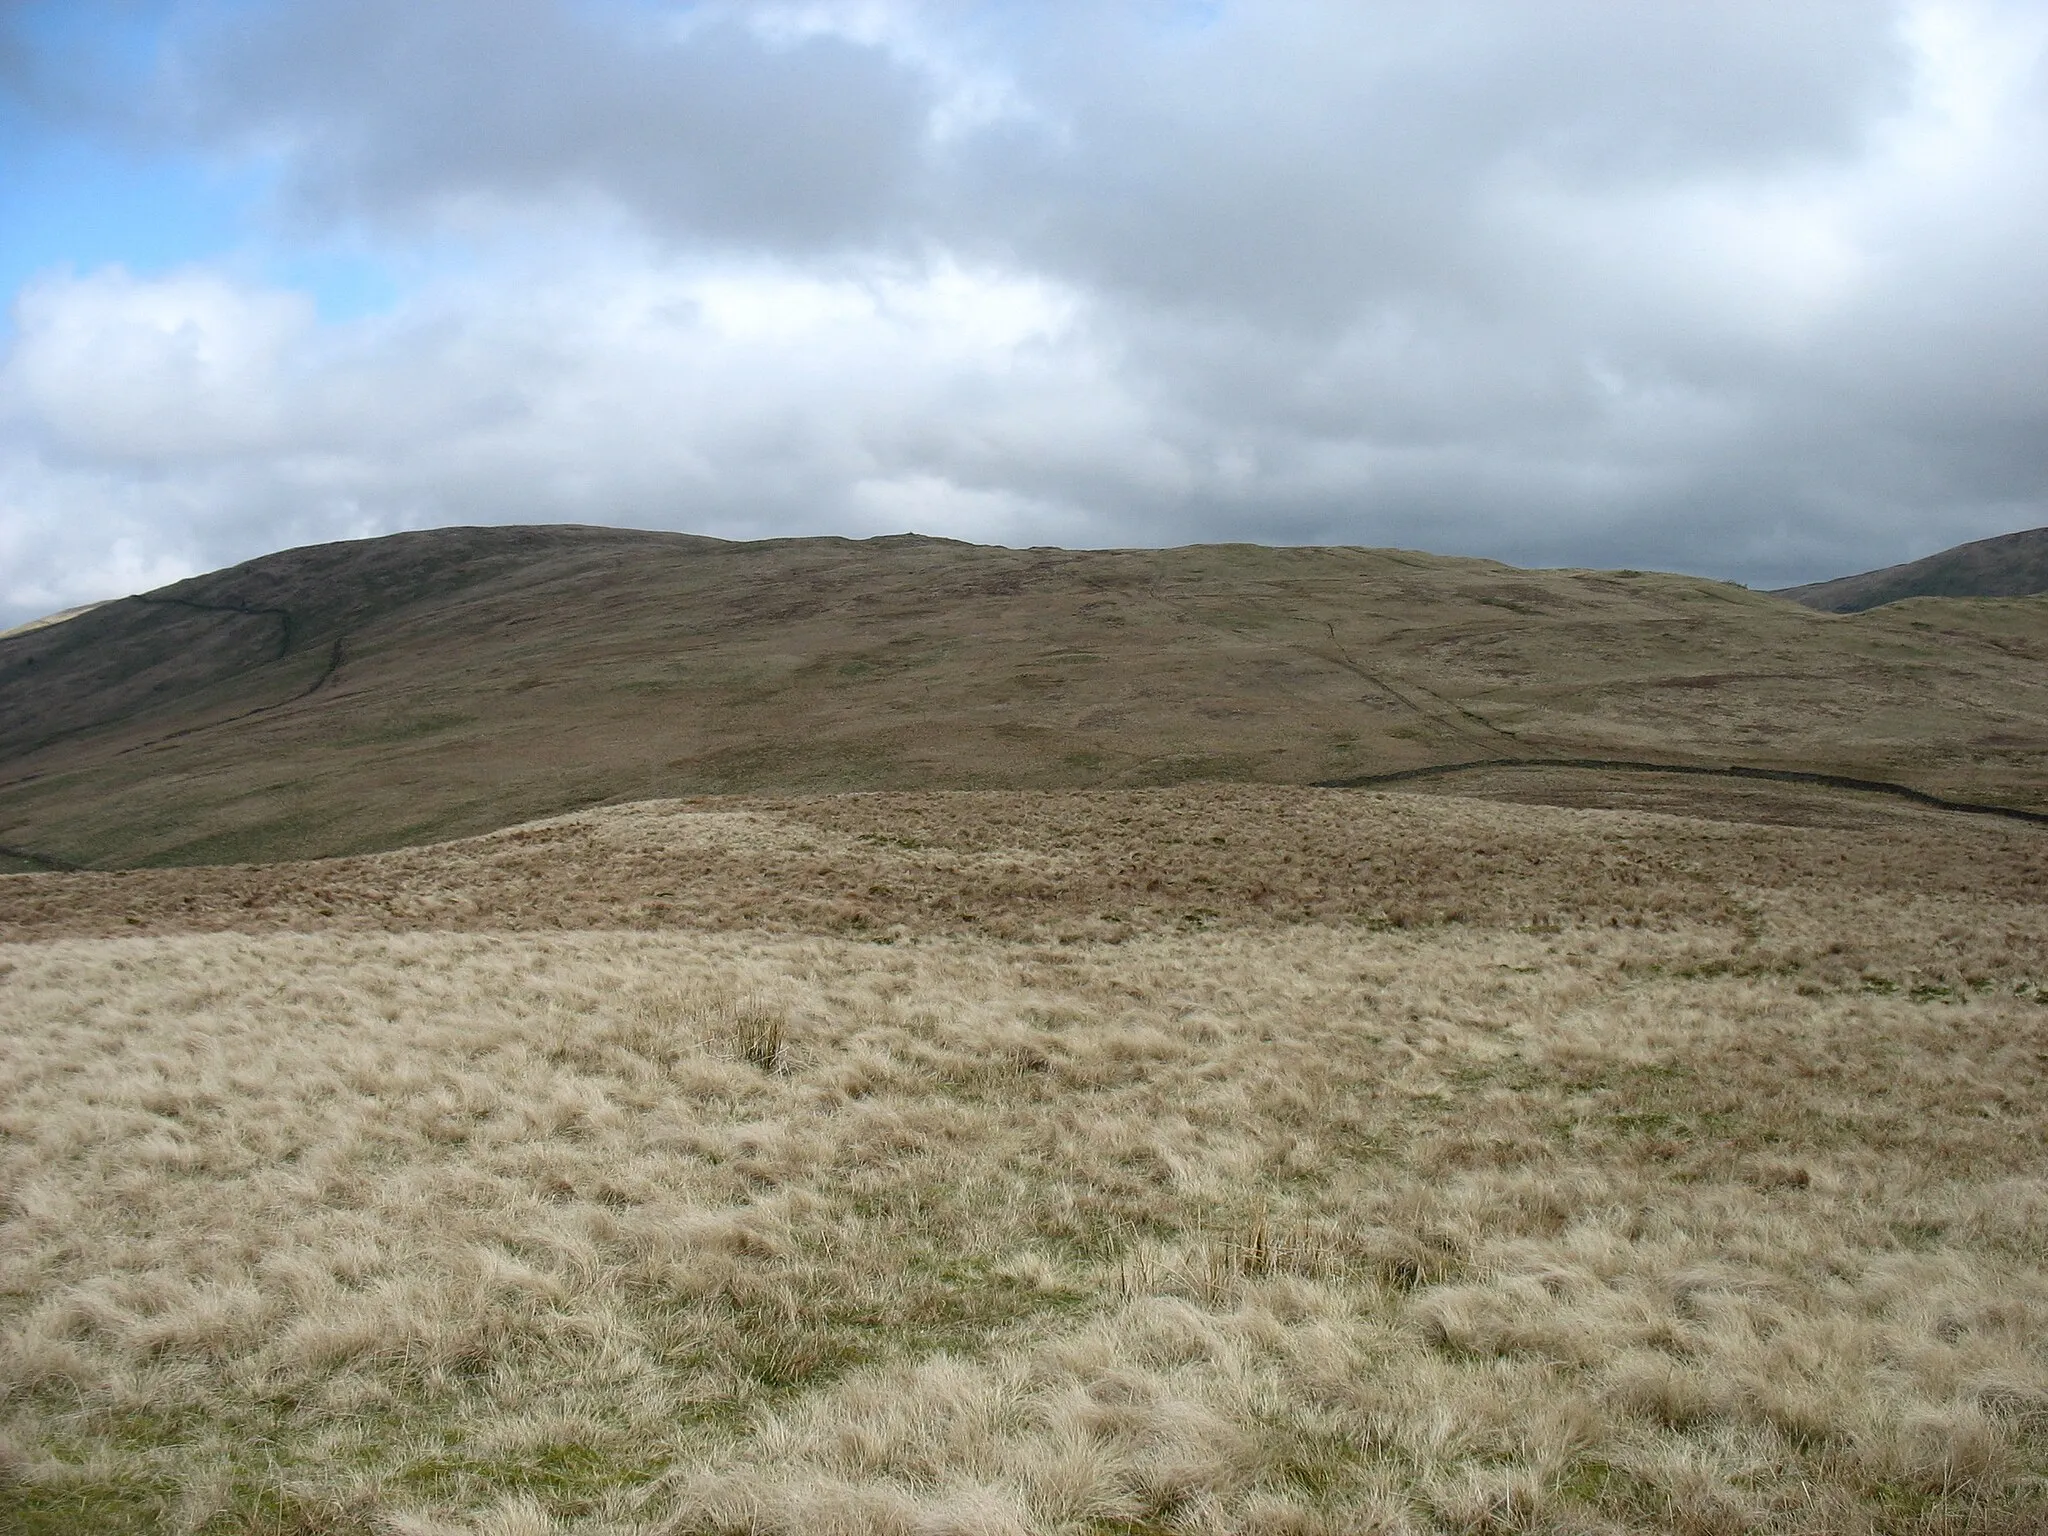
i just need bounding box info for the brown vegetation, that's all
[3,528,2046,870]
[3,781,2045,1532]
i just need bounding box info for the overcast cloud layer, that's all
[2,0,2045,625]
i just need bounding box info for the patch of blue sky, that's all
[1,1,220,319]
[1155,0,1227,35]
[4,0,177,85]
[0,121,411,335]
[0,125,254,313]
[1,145,414,338]
[1,0,409,330]
[260,247,407,324]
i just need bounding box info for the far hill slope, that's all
[1776,525,2048,611]
[2,525,2045,868]
[0,601,108,641]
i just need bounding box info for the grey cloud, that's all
[147,2,1919,309]
[171,0,937,249]
[942,1,1911,320]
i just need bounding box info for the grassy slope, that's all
[1,783,2044,1534]
[2,528,2045,868]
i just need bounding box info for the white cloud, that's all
[4,268,312,460]
[0,248,1152,619]
[0,448,205,619]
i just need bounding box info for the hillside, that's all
[3,525,2046,869]
[1777,525,2048,612]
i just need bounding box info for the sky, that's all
[1,0,2045,627]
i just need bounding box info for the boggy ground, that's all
[1,784,2044,1534]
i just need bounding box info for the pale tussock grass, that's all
[0,789,2044,1532]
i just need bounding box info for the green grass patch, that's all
[393,1442,659,1510]
[138,809,338,868]
[0,1478,174,1536]
[334,713,477,748]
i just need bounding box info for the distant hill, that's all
[2,525,2045,868]
[0,601,108,641]
[1776,526,2048,612]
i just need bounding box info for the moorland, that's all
[1,531,2045,1534]
[2,780,2045,1534]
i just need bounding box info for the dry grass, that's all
[2,784,2045,1533]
